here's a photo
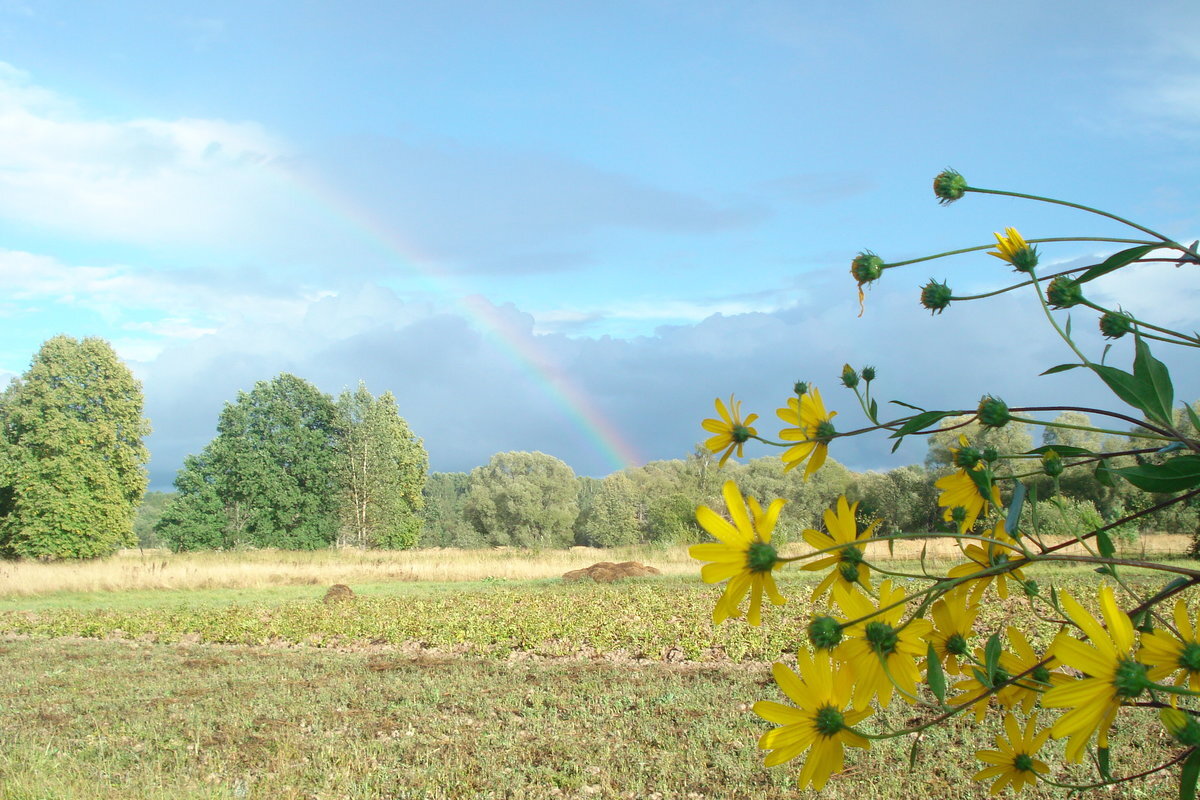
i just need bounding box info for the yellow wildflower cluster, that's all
[688,172,1200,795]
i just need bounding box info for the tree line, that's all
[4,336,1196,560]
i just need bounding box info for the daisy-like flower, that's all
[988,227,1039,272]
[947,520,1028,604]
[1140,599,1200,692]
[802,496,878,602]
[701,395,759,467]
[973,713,1051,795]
[754,648,872,791]
[834,580,933,710]
[690,480,787,626]
[949,639,1026,723]
[999,627,1071,714]
[1043,585,1150,763]
[929,585,980,676]
[935,439,1000,532]
[777,386,837,480]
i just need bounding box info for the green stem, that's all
[1040,749,1191,792]
[1078,299,1200,345]
[883,237,1154,269]
[965,187,1179,244]
[1007,414,1174,442]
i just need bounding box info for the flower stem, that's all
[965,187,1179,244]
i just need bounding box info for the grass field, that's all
[0,543,1194,799]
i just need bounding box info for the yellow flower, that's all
[973,713,1051,795]
[935,461,1000,533]
[999,627,1071,714]
[802,496,877,602]
[949,639,1027,723]
[988,227,1039,272]
[1043,585,1149,762]
[947,520,1027,604]
[754,649,872,790]
[1140,599,1200,692]
[929,586,979,676]
[701,395,758,467]
[690,480,787,626]
[834,580,932,710]
[777,386,837,480]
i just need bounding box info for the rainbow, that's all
[272,163,641,473]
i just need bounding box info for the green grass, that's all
[1,562,1195,798]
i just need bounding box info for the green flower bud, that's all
[1099,310,1134,339]
[982,447,1000,464]
[1022,579,1039,597]
[1113,658,1150,698]
[933,168,968,205]
[949,506,969,525]
[1162,708,1200,748]
[793,380,809,397]
[746,540,779,573]
[851,251,885,286]
[840,364,859,389]
[1041,449,1064,478]
[1046,276,1084,309]
[860,366,876,382]
[977,395,1011,428]
[920,279,953,314]
[1009,246,1039,273]
[953,446,983,470]
[807,615,843,651]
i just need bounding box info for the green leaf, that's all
[1089,362,1167,423]
[1075,244,1161,285]
[1065,314,1072,338]
[888,410,957,439]
[1095,459,1116,488]
[1027,444,1094,457]
[1040,363,1083,376]
[1133,336,1175,426]
[1096,529,1116,560]
[1097,746,1112,781]
[926,643,946,704]
[1114,456,1200,493]
[1005,482,1026,538]
[1186,403,1200,435]
[1181,748,1200,800]
[868,398,878,423]
[984,633,1002,685]
[889,400,926,412]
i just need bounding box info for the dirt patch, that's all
[562,561,662,583]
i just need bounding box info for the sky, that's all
[1,0,1199,490]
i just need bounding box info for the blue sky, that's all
[1,0,1199,489]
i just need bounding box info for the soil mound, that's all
[562,561,662,583]
[322,584,356,604]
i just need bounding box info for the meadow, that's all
[0,540,1192,800]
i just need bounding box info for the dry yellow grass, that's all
[0,534,1187,598]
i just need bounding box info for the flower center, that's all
[1013,753,1035,773]
[945,633,969,656]
[1113,658,1150,698]
[864,621,898,657]
[814,704,845,737]
[1179,642,1200,673]
[745,541,778,574]
[731,424,752,444]
[808,615,843,650]
[1031,665,1051,684]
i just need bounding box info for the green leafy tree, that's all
[420,471,481,547]
[334,383,428,549]
[0,335,150,559]
[463,451,579,548]
[575,471,641,547]
[156,373,340,550]
[132,490,174,548]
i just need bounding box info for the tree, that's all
[0,335,150,559]
[157,374,341,550]
[420,472,480,547]
[575,471,641,547]
[334,383,428,548]
[463,451,579,548]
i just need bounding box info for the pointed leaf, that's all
[1006,482,1026,538]
[926,642,946,704]
[1186,403,1200,435]
[1181,748,1200,800]
[889,410,957,439]
[1096,529,1116,559]
[1133,336,1175,426]
[889,400,926,412]
[1114,456,1200,493]
[1089,362,1159,421]
[1097,746,1112,781]
[868,398,879,423]
[1041,362,1083,376]
[1027,444,1094,457]
[1075,244,1160,284]
[984,633,1002,685]
[1065,314,1072,337]
[1095,459,1116,488]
